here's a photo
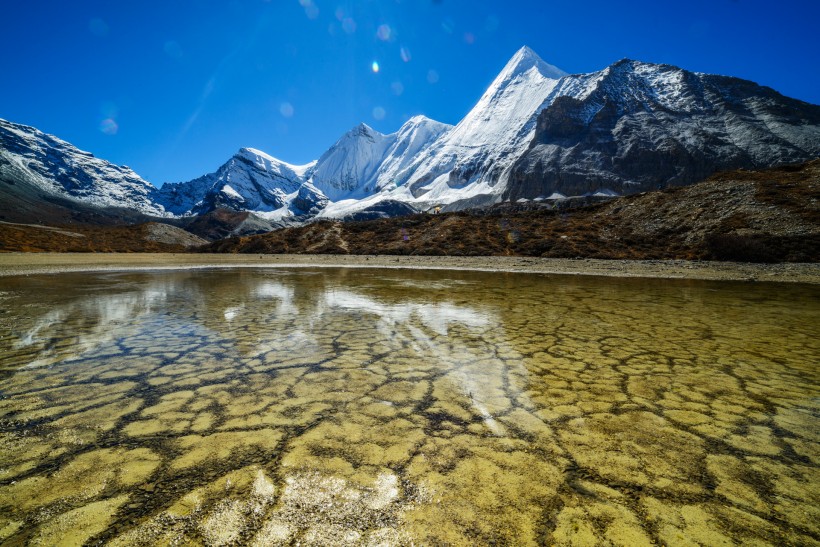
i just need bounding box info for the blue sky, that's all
[2,0,818,186]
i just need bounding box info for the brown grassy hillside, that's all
[2,161,817,260]
[203,160,820,262]
[0,222,206,253]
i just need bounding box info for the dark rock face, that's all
[292,184,329,216]
[340,200,419,221]
[506,60,820,201]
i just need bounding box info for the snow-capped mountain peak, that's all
[405,114,430,124]
[307,114,453,217]
[393,115,451,145]
[237,147,316,179]
[309,123,394,201]
[157,146,314,215]
[344,122,380,141]
[402,114,445,127]
[157,114,452,220]
[495,45,567,84]
[400,47,568,207]
[506,57,820,201]
[4,46,819,228]
[370,115,452,189]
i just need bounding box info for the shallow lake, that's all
[0,267,817,545]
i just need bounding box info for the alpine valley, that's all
[2,46,819,241]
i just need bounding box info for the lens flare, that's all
[399,46,411,63]
[498,219,520,243]
[427,69,439,84]
[371,61,380,73]
[342,17,357,34]
[372,106,386,121]
[304,4,319,19]
[99,118,118,135]
[391,81,404,96]
[279,102,294,118]
[463,32,475,44]
[299,0,319,14]
[376,24,393,41]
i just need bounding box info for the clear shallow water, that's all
[0,267,817,546]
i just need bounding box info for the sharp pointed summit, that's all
[399,47,570,207]
[497,46,567,83]
[349,122,378,138]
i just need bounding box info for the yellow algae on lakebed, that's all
[0,267,817,545]
[30,494,130,547]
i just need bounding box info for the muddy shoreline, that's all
[0,253,817,283]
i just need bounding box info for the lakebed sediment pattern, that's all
[0,267,817,545]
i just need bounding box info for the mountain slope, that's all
[0,221,206,252]
[507,59,820,200]
[309,123,396,201]
[315,115,452,217]
[2,47,819,227]
[201,160,820,263]
[402,46,568,208]
[156,147,315,216]
[0,118,170,218]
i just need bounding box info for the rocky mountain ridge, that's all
[2,46,819,227]
[156,147,315,217]
[507,59,820,200]
[2,160,817,261]
[0,118,169,218]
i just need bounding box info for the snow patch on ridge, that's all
[221,184,244,200]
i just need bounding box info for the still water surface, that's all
[0,268,817,545]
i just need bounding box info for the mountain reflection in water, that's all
[0,268,817,546]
